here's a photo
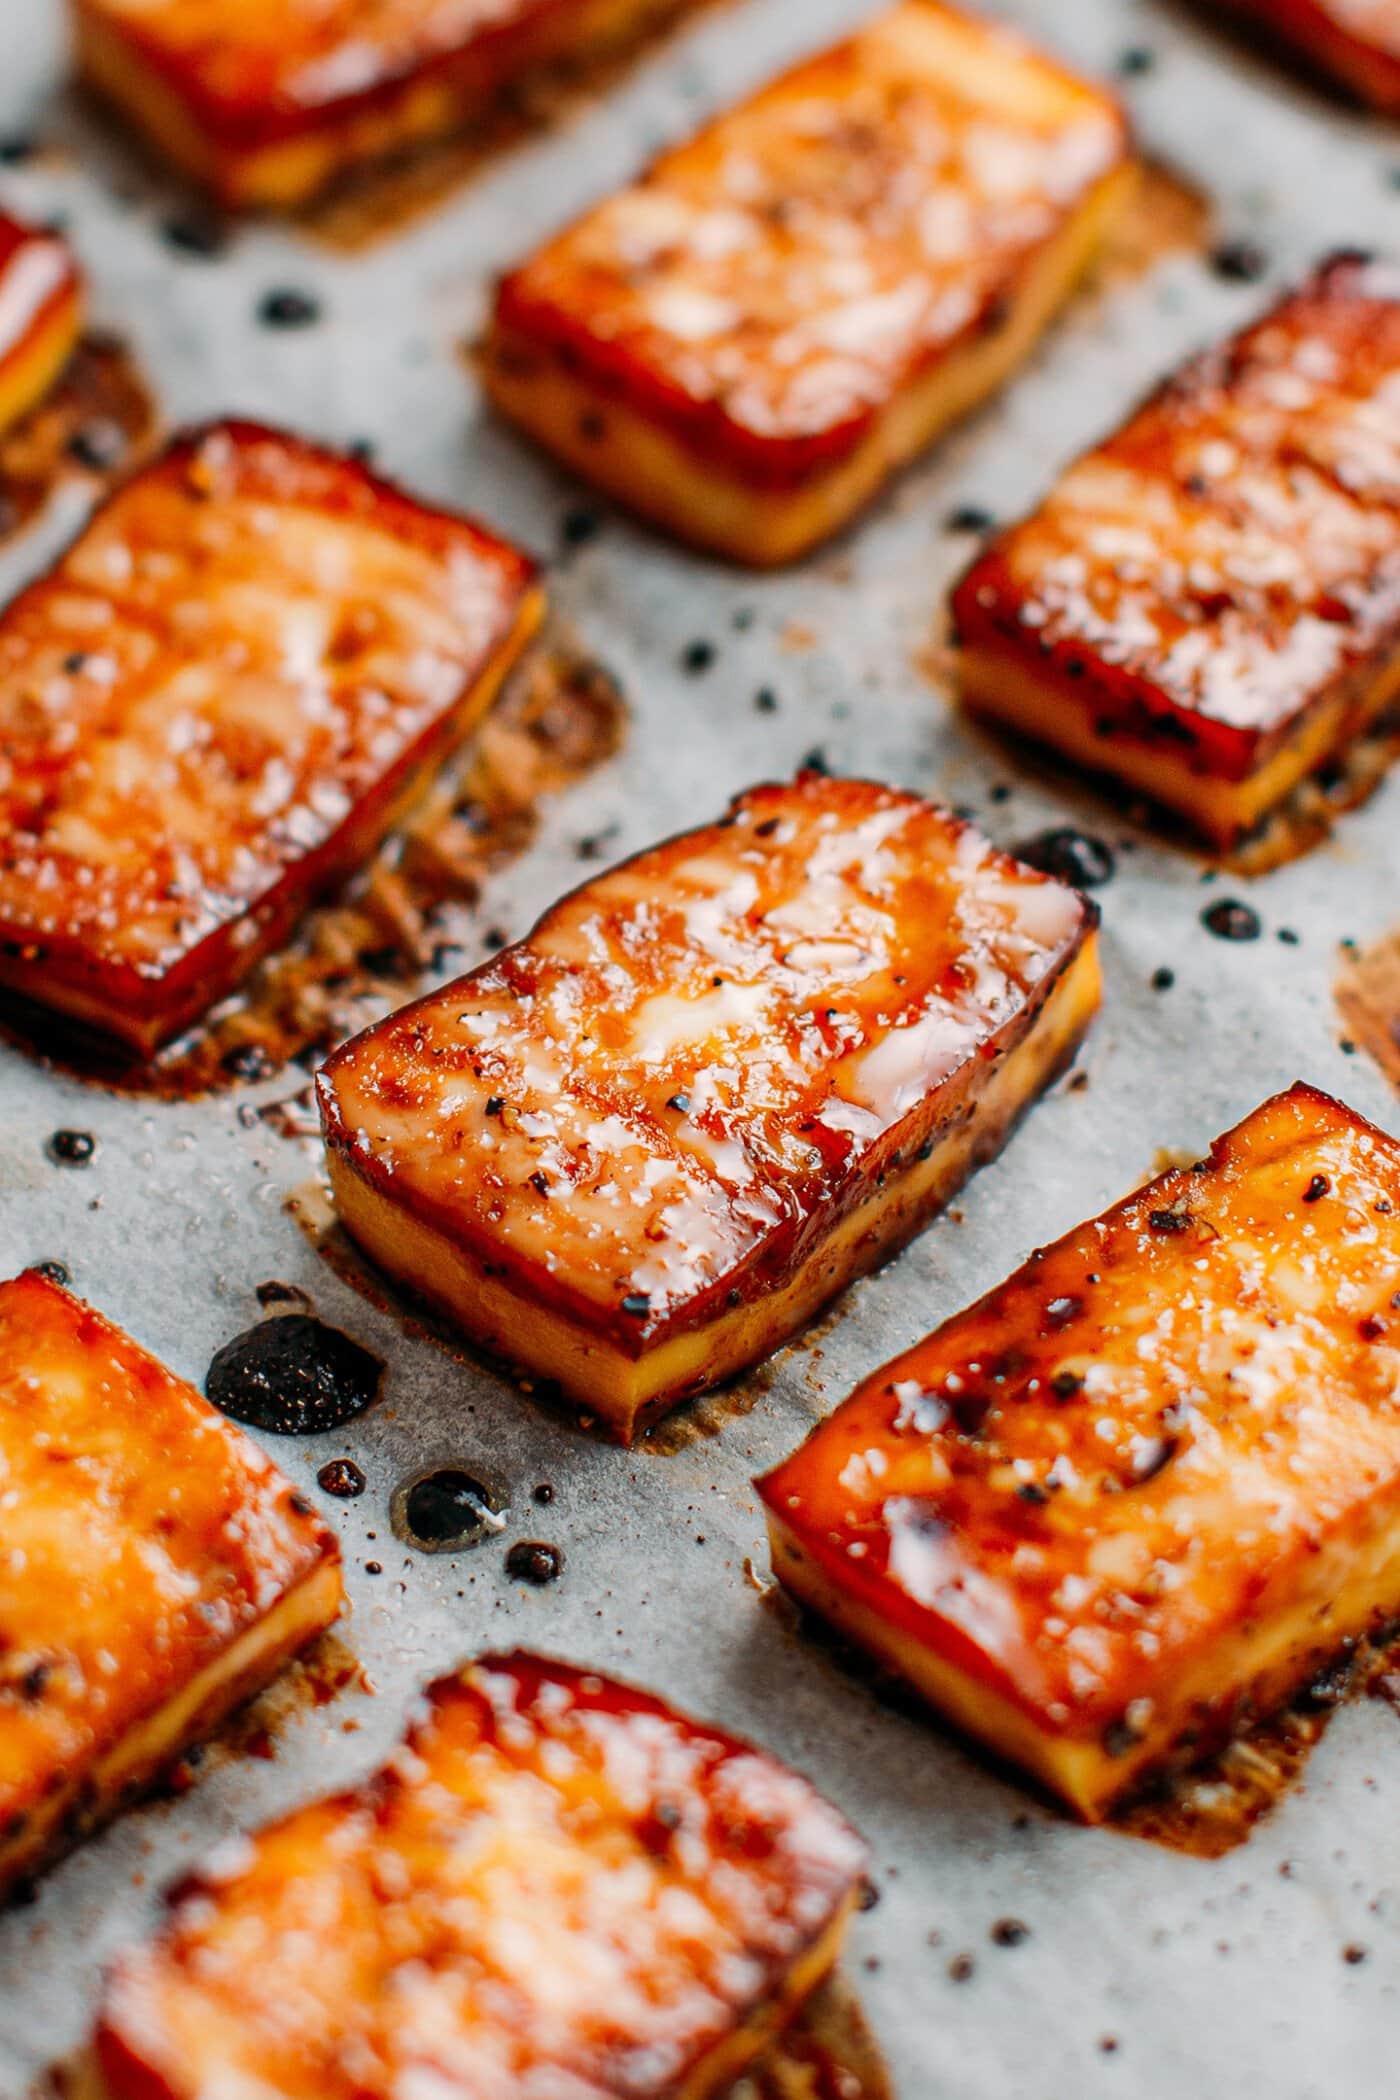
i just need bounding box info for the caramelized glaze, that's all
[493,1,1127,484]
[759,1085,1400,1820]
[0,419,541,1055]
[93,1651,867,2100]
[0,1271,342,1897]
[318,774,1097,1433]
[954,254,1400,843]
[1216,0,1400,111]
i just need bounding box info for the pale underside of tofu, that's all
[74,0,689,211]
[765,1481,1400,1822]
[327,933,1100,1443]
[0,1556,342,1899]
[960,630,1400,850]
[486,162,1136,569]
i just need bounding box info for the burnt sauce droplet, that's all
[1012,828,1115,890]
[1201,898,1261,942]
[206,1316,382,1435]
[505,1540,564,1585]
[391,1466,507,1552]
[317,1458,367,1499]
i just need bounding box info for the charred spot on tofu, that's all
[317,773,1100,1442]
[0,1270,343,1899]
[1213,0,1400,113]
[485,0,1134,567]
[0,418,543,1057]
[89,1651,867,2100]
[953,253,1400,849]
[0,212,82,438]
[72,0,702,211]
[758,1083,1400,1822]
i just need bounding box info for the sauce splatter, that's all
[317,1457,367,1498]
[504,1540,564,1584]
[205,1316,382,1435]
[1201,898,1262,942]
[0,331,155,545]
[390,1465,507,1552]
[1011,827,1115,889]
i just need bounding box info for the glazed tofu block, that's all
[1217,0,1400,113]
[87,1651,867,2100]
[318,773,1100,1442]
[0,1270,343,1898]
[0,212,82,437]
[758,1083,1400,1822]
[73,0,697,210]
[485,0,1134,566]
[0,419,542,1055]
[953,252,1400,849]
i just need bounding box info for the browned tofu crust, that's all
[485,0,1131,559]
[92,1651,868,2100]
[73,0,698,207]
[0,1271,342,1896]
[758,1084,1400,1819]
[953,253,1400,844]
[0,419,542,1054]
[1216,0,1400,112]
[317,773,1099,1433]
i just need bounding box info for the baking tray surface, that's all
[1,2,1399,2093]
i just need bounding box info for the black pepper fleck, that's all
[1303,1174,1330,1203]
[1210,240,1269,283]
[681,640,715,675]
[258,287,321,329]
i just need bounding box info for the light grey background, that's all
[0,1,1398,2091]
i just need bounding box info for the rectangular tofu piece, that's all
[0,213,82,437]
[0,1270,343,1898]
[72,0,698,211]
[758,1083,1400,1823]
[1217,0,1400,113]
[0,419,542,1057]
[317,773,1100,1443]
[953,253,1400,850]
[86,1650,867,2100]
[485,0,1134,567]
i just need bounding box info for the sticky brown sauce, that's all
[0,330,155,543]
[730,1973,892,2100]
[1115,1627,1400,1859]
[2,635,624,1099]
[1337,922,1400,1090]
[301,0,732,252]
[155,1631,369,1800]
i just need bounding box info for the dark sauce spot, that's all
[560,507,600,548]
[1116,44,1155,74]
[948,1953,976,1982]
[65,419,128,471]
[0,137,38,165]
[258,287,321,329]
[533,1481,555,1505]
[681,639,716,675]
[47,1129,95,1166]
[504,1540,564,1584]
[317,1458,367,1499]
[990,1917,1030,1947]
[1151,967,1175,992]
[946,504,996,533]
[256,1279,310,1311]
[161,211,230,259]
[1201,898,1261,943]
[1012,827,1115,890]
[754,686,779,713]
[391,1466,506,1552]
[1210,240,1269,283]
[221,1040,274,1081]
[1303,1174,1330,1203]
[205,1316,382,1435]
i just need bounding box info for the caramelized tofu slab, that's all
[88,1651,867,2100]
[953,253,1400,849]
[758,1084,1400,1822]
[0,419,542,1056]
[73,0,697,210]
[485,0,1134,566]
[1217,0,1400,112]
[318,774,1100,1441]
[0,213,82,437]
[0,1271,343,1898]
